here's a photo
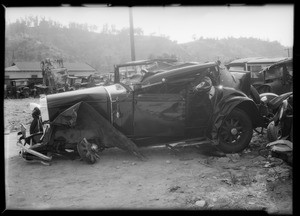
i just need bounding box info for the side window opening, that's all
[266,66,283,80]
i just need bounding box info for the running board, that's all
[166,139,213,148]
[147,138,213,149]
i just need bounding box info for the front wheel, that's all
[77,138,100,164]
[218,108,253,153]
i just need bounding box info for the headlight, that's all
[29,103,40,112]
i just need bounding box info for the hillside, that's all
[5,17,288,73]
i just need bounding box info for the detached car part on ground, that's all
[17,60,266,164]
[259,92,293,166]
[260,92,293,142]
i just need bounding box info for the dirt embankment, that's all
[4,98,293,213]
[4,98,40,132]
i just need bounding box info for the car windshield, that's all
[229,66,245,71]
[119,63,158,88]
[104,83,128,95]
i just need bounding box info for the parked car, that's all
[226,57,291,94]
[257,58,293,94]
[17,60,265,164]
[225,57,262,72]
[263,92,293,142]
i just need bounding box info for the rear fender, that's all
[211,96,263,140]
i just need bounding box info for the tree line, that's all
[5,16,288,73]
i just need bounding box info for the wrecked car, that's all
[17,60,265,164]
[263,92,293,142]
[257,58,293,95]
[226,57,291,94]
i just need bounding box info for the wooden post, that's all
[129,7,136,61]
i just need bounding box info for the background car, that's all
[226,57,292,94]
[257,58,293,94]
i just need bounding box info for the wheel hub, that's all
[231,128,238,135]
[91,144,98,151]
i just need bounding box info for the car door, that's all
[112,91,134,136]
[133,84,185,137]
[185,84,213,138]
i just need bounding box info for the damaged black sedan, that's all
[17,60,264,164]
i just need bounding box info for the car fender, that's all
[210,88,263,141]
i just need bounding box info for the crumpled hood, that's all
[46,86,109,121]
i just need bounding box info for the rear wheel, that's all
[218,108,253,153]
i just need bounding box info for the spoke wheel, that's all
[77,138,100,164]
[218,108,253,153]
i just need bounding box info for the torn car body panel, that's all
[46,101,144,159]
[133,93,185,137]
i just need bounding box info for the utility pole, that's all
[11,50,15,66]
[129,7,136,61]
[284,47,292,57]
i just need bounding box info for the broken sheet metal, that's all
[267,140,293,152]
[45,101,145,160]
[134,94,185,137]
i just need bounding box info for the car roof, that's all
[142,62,217,85]
[261,57,293,72]
[228,57,263,65]
[247,57,288,64]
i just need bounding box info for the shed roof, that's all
[6,62,96,72]
[64,62,96,71]
[5,65,20,71]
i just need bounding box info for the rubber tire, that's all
[218,108,253,153]
[267,121,281,142]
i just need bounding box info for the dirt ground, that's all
[4,98,293,212]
